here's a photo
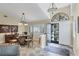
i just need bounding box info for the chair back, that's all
[17,36,26,45]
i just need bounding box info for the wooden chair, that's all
[17,36,26,46]
[25,33,33,47]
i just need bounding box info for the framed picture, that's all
[0,25,10,33]
[0,25,18,33]
[11,25,18,32]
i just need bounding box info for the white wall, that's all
[0,33,5,43]
[72,3,79,55]
[59,21,72,46]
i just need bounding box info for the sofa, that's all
[0,44,20,56]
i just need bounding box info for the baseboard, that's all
[59,44,73,48]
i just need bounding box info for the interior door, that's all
[59,21,71,46]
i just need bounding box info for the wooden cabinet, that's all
[5,34,17,43]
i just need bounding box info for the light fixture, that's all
[19,13,28,26]
[48,3,57,19]
[48,3,57,13]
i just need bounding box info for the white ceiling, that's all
[0,3,70,22]
[38,3,70,17]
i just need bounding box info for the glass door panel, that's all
[51,23,59,44]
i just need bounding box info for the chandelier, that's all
[48,3,57,19]
[19,13,28,26]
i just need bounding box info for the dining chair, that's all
[17,36,26,46]
[25,33,33,48]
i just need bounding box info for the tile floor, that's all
[19,42,74,56]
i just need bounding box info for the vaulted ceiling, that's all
[0,3,70,22]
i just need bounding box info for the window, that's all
[51,12,69,22]
[29,24,46,34]
[33,26,40,33]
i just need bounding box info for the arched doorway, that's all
[47,12,72,46]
